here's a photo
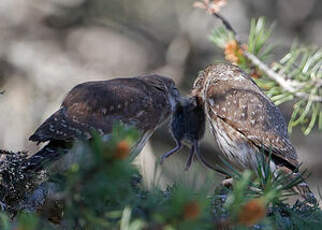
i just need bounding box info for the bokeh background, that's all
[0,0,321,193]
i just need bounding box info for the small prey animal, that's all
[160,96,212,170]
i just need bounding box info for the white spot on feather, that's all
[208,98,215,107]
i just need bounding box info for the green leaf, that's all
[210,26,235,48]
[304,103,320,135]
[288,100,305,133]
[247,17,274,60]
[292,89,317,127]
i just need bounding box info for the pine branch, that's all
[209,11,322,103]
[196,1,322,134]
[243,51,322,102]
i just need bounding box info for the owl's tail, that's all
[277,166,317,205]
[23,141,69,173]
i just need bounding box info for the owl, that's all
[191,63,314,202]
[25,74,180,172]
[191,63,297,171]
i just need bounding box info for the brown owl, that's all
[25,74,180,172]
[191,63,315,202]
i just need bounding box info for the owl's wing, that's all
[29,78,170,143]
[203,72,299,169]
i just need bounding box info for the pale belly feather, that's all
[209,118,276,172]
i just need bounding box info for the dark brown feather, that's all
[27,74,178,172]
[30,76,175,143]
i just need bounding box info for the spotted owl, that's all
[26,74,180,172]
[191,63,297,171]
[191,63,315,202]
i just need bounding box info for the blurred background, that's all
[0,0,321,193]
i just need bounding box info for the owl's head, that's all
[138,74,180,109]
[192,63,244,97]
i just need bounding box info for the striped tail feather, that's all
[277,166,317,205]
[23,141,70,173]
[295,179,317,205]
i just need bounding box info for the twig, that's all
[243,51,322,102]
[208,8,322,103]
[213,13,237,37]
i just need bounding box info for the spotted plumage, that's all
[191,63,315,202]
[26,74,180,171]
[192,63,297,171]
